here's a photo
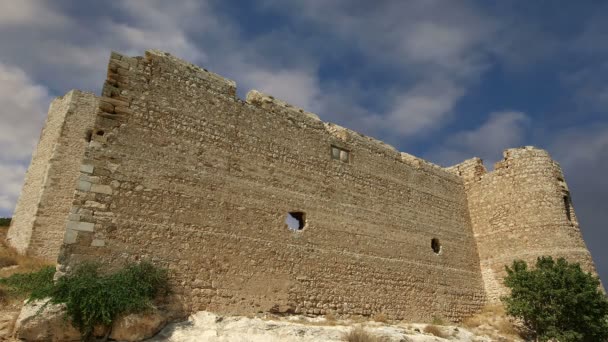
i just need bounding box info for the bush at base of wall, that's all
[0,218,11,227]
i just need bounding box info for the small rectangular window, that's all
[331,145,350,163]
[331,146,341,160]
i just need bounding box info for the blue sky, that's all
[0,1,607,283]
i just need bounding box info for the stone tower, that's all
[449,146,599,301]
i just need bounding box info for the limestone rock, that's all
[110,308,166,342]
[13,299,80,342]
[0,310,19,340]
[149,311,517,342]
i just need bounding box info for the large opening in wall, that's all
[431,238,442,254]
[286,212,306,231]
[564,195,572,221]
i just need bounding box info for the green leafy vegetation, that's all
[0,266,55,303]
[48,262,169,337]
[502,256,608,342]
[0,217,11,227]
[1,261,169,338]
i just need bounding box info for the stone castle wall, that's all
[8,49,602,321]
[56,50,486,321]
[7,91,98,260]
[448,147,599,301]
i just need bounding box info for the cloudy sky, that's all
[0,1,607,283]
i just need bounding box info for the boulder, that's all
[110,308,166,341]
[13,299,80,342]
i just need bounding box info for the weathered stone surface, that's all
[55,50,486,322]
[0,311,19,340]
[7,49,601,323]
[6,90,98,261]
[448,146,601,302]
[13,299,80,342]
[110,309,166,342]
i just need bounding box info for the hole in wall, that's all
[431,238,442,254]
[85,129,93,142]
[96,130,105,136]
[286,212,306,231]
[563,195,571,221]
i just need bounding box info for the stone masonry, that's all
[7,90,98,261]
[7,50,601,322]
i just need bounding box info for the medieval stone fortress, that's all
[6,49,600,322]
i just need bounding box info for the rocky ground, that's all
[149,311,523,342]
[0,227,21,341]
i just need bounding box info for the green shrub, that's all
[0,266,55,298]
[2,261,169,339]
[0,217,11,227]
[42,261,170,338]
[502,256,608,342]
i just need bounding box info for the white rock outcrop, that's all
[12,299,80,342]
[110,308,167,341]
[149,311,507,342]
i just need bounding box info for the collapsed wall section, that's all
[58,50,485,321]
[449,147,599,301]
[7,90,98,261]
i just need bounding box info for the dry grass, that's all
[462,304,521,339]
[423,324,450,338]
[343,327,382,342]
[371,312,388,323]
[324,312,338,325]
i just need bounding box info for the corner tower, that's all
[449,146,599,302]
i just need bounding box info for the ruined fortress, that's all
[7,50,600,322]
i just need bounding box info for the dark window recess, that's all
[331,145,350,163]
[85,129,93,142]
[96,130,105,136]
[431,238,442,254]
[564,196,572,221]
[286,212,306,230]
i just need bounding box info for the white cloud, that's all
[384,78,465,137]
[0,62,51,160]
[258,0,497,137]
[0,0,68,28]
[0,62,51,216]
[240,69,322,113]
[427,111,530,166]
[0,164,28,214]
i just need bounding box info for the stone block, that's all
[80,164,94,174]
[77,180,91,192]
[91,239,105,247]
[91,184,113,195]
[67,221,95,232]
[64,229,78,244]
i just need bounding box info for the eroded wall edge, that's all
[8,91,97,260]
